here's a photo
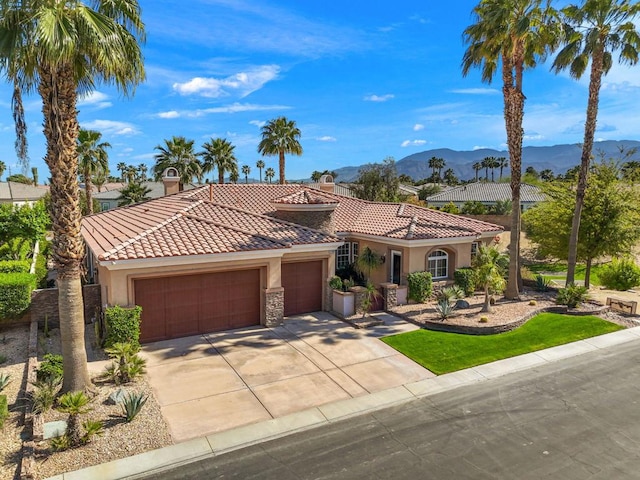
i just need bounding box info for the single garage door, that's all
[281,260,323,316]
[135,269,261,343]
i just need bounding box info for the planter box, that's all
[332,290,355,317]
[397,286,408,306]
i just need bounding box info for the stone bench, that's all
[606,297,638,315]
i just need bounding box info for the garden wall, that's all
[30,284,101,326]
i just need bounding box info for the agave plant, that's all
[535,274,551,292]
[121,391,148,422]
[0,373,10,393]
[434,297,457,320]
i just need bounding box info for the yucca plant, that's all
[58,391,92,447]
[121,391,148,422]
[82,419,104,443]
[0,373,10,393]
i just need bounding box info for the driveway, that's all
[141,312,434,442]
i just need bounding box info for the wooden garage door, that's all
[281,261,323,316]
[135,269,260,343]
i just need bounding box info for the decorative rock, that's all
[109,388,127,405]
[455,299,470,309]
[43,420,67,440]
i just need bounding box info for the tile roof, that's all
[83,184,503,262]
[0,182,49,202]
[426,182,545,203]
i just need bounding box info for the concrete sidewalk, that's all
[46,324,640,480]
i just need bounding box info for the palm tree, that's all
[58,391,91,446]
[118,180,152,206]
[473,244,507,313]
[0,160,5,180]
[472,162,482,182]
[117,162,127,182]
[31,166,38,186]
[200,138,237,184]
[0,0,145,393]
[77,129,110,215]
[265,167,275,184]
[257,116,303,184]
[428,156,439,181]
[481,157,491,181]
[229,169,239,184]
[137,164,148,181]
[153,136,201,190]
[497,156,509,180]
[540,169,555,181]
[256,159,265,183]
[356,246,383,282]
[241,164,251,183]
[463,0,557,299]
[552,0,640,285]
[488,157,500,181]
[125,165,138,184]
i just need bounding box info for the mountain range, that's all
[329,140,640,183]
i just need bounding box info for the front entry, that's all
[391,250,402,285]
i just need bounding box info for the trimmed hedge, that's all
[0,272,36,319]
[454,267,477,297]
[407,271,433,303]
[104,305,142,349]
[0,260,30,274]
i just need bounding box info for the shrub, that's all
[529,300,537,306]
[440,202,459,214]
[50,434,71,451]
[36,353,63,383]
[33,249,49,288]
[329,276,343,291]
[103,342,147,384]
[104,305,142,349]
[0,373,10,393]
[0,394,7,428]
[0,272,36,319]
[82,419,104,443]
[454,268,477,296]
[121,391,148,422]
[479,316,488,323]
[31,377,61,414]
[535,274,551,292]
[556,283,588,309]
[461,201,487,215]
[0,260,30,273]
[407,271,433,303]
[599,258,640,291]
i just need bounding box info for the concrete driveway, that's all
[141,312,434,442]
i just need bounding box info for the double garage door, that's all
[135,261,324,343]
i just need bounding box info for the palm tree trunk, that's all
[475,169,479,182]
[279,150,286,184]
[567,48,603,285]
[39,64,91,393]
[481,286,491,313]
[84,168,94,215]
[218,169,224,185]
[584,256,592,288]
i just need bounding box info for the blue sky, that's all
[1,0,639,182]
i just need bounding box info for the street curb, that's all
[46,326,640,480]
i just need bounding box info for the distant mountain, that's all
[331,140,640,183]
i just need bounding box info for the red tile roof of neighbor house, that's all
[82,185,502,262]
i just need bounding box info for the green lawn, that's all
[527,263,607,286]
[382,313,622,375]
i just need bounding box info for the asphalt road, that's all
[144,340,640,480]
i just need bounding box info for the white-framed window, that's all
[427,249,448,279]
[336,242,359,270]
[471,241,481,258]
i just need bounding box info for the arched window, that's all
[427,249,448,279]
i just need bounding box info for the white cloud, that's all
[473,145,491,150]
[401,139,427,147]
[82,120,139,135]
[523,134,544,141]
[157,110,180,119]
[316,136,337,142]
[249,120,266,127]
[189,103,291,116]
[449,88,500,95]
[173,65,280,98]
[364,94,394,102]
[132,153,155,161]
[78,91,112,109]
[413,123,424,131]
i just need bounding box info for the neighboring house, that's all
[82,180,502,343]
[398,183,420,198]
[425,182,545,211]
[0,181,49,206]
[93,181,198,211]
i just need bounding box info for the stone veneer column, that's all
[325,278,333,312]
[264,287,284,327]
[349,286,367,315]
[380,282,398,310]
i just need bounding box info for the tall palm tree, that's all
[265,167,275,184]
[241,164,251,183]
[31,166,38,186]
[472,161,482,182]
[200,138,237,184]
[153,136,201,191]
[256,159,265,183]
[0,0,145,393]
[118,180,152,206]
[77,129,110,215]
[0,160,5,180]
[552,0,640,285]
[125,165,138,184]
[428,156,439,181]
[497,156,509,180]
[257,116,303,184]
[117,162,127,182]
[137,164,148,181]
[481,157,491,181]
[488,156,500,181]
[463,0,557,299]
[229,169,239,184]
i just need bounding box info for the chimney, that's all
[162,167,180,196]
[318,174,335,193]
[271,189,338,235]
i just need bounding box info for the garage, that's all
[281,260,324,316]
[135,269,261,343]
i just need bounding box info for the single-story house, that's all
[426,182,545,211]
[93,181,198,211]
[0,181,49,206]
[82,175,502,343]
